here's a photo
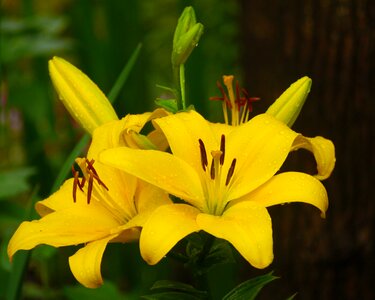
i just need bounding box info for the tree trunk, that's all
[240,0,374,298]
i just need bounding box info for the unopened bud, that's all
[49,57,118,134]
[266,76,311,127]
[172,7,204,66]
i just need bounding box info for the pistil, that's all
[197,134,238,215]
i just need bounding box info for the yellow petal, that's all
[69,235,115,288]
[100,147,205,210]
[49,57,118,134]
[135,180,172,217]
[140,204,200,265]
[266,76,311,127]
[197,201,273,269]
[226,114,298,200]
[291,135,336,180]
[35,178,79,216]
[8,202,120,260]
[153,110,219,174]
[233,172,328,218]
[117,180,172,229]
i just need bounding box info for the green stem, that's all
[179,64,186,110]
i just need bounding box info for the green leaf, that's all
[142,292,203,300]
[223,272,278,300]
[150,280,207,297]
[155,98,178,113]
[0,168,35,199]
[143,280,208,300]
[186,235,235,275]
[202,239,235,270]
[286,293,298,300]
[107,43,142,103]
[6,186,39,300]
[64,281,123,300]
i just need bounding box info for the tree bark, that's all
[240,0,374,298]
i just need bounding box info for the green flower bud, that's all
[266,76,312,127]
[172,6,204,67]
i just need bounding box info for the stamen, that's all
[72,165,79,203]
[210,75,260,126]
[199,139,208,171]
[210,158,215,179]
[71,159,109,204]
[87,173,93,204]
[220,135,225,165]
[85,158,109,191]
[225,158,237,186]
[209,81,232,108]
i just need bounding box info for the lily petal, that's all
[140,204,200,265]
[226,114,298,200]
[36,178,86,216]
[197,201,273,269]
[153,110,218,174]
[291,135,336,180]
[135,180,172,216]
[233,172,328,218]
[100,147,205,209]
[49,57,118,134]
[118,180,172,229]
[8,202,120,260]
[69,235,115,288]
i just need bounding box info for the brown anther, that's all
[199,139,208,171]
[72,165,79,203]
[87,173,93,204]
[220,135,225,165]
[209,81,232,108]
[71,159,109,204]
[225,158,237,186]
[210,158,215,180]
[85,158,109,191]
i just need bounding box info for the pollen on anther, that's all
[226,158,237,186]
[199,139,208,171]
[220,135,225,165]
[210,159,215,180]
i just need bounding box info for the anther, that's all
[87,173,93,204]
[220,135,225,165]
[85,158,109,191]
[210,158,215,180]
[71,159,109,204]
[72,165,79,203]
[199,139,208,171]
[225,158,237,186]
[209,81,232,108]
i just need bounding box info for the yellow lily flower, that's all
[8,112,171,288]
[100,110,335,269]
[49,56,118,134]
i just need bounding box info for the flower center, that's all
[198,134,237,215]
[72,159,109,204]
[210,75,260,126]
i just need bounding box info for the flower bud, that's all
[266,76,311,127]
[49,57,118,134]
[172,6,204,67]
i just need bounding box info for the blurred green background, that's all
[1,0,373,299]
